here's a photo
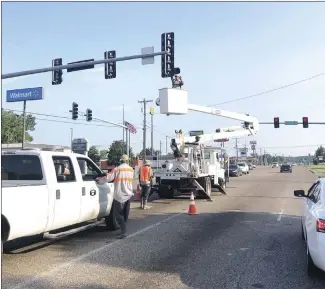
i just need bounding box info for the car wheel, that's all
[307,245,319,277]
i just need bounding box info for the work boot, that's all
[143,200,151,210]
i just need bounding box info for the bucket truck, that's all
[152,88,259,200]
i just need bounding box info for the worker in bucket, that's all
[96,154,134,239]
[139,160,153,209]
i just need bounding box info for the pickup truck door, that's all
[50,156,82,230]
[76,157,113,223]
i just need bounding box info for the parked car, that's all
[272,162,279,168]
[280,164,292,173]
[1,149,129,251]
[237,162,249,174]
[226,164,243,177]
[294,178,325,276]
[248,163,254,170]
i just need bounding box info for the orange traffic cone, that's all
[188,192,197,215]
[135,184,141,201]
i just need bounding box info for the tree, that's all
[107,140,135,165]
[88,146,100,163]
[99,149,109,160]
[1,109,36,143]
[315,146,325,158]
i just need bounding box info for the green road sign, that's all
[284,121,298,125]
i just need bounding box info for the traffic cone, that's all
[188,192,197,215]
[135,184,141,201]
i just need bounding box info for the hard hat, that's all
[120,154,129,161]
[145,160,151,166]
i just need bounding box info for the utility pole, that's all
[160,140,162,168]
[166,136,168,155]
[138,98,153,162]
[122,104,125,144]
[70,128,73,150]
[149,106,154,156]
[235,138,238,163]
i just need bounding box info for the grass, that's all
[308,165,325,177]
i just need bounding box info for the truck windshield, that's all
[1,155,43,180]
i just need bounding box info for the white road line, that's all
[277,209,284,222]
[10,212,183,289]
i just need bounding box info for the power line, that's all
[33,117,118,128]
[208,72,325,107]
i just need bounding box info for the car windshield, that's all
[229,165,237,169]
[282,165,290,168]
[237,163,245,167]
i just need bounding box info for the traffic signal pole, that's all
[2,52,167,80]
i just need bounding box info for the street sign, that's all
[250,140,257,145]
[141,46,155,65]
[67,59,95,73]
[251,144,256,151]
[189,130,204,137]
[284,121,298,125]
[6,87,44,102]
[214,138,229,142]
[72,138,89,152]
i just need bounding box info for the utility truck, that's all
[153,88,259,200]
[1,149,129,249]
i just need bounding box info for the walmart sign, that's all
[6,87,44,102]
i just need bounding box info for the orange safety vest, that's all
[139,165,151,183]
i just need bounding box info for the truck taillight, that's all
[316,219,325,233]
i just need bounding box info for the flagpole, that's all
[122,104,125,144]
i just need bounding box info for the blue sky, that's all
[2,1,325,156]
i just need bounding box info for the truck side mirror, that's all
[294,190,306,197]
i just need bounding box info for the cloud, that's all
[2,75,30,85]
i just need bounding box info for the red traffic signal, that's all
[302,117,309,128]
[274,117,280,128]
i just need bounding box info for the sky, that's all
[2,1,325,157]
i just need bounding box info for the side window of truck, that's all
[52,156,76,183]
[77,157,103,181]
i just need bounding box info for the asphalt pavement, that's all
[2,166,325,289]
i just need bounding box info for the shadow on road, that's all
[3,212,325,289]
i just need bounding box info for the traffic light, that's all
[86,109,92,121]
[104,50,116,79]
[52,58,63,85]
[302,117,309,128]
[274,117,280,128]
[72,102,78,120]
[161,32,174,78]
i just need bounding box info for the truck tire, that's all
[105,200,130,231]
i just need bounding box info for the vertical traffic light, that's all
[161,32,174,78]
[72,102,78,120]
[302,117,309,128]
[86,109,92,121]
[52,58,63,85]
[104,50,116,79]
[274,117,280,128]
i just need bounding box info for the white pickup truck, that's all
[1,149,130,248]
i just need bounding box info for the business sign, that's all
[240,151,247,156]
[249,141,257,145]
[239,147,248,153]
[189,130,204,137]
[251,144,256,151]
[6,87,44,102]
[214,138,229,142]
[71,138,89,152]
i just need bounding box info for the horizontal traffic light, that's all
[302,117,309,128]
[274,117,280,128]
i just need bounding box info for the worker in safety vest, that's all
[96,154,134,239]
[139,160,153,209]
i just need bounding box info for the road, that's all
[2,166,325,289]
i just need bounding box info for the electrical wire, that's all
[208,72,325,107]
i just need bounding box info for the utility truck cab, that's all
[1,149,129,249]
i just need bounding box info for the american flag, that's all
[124,121,137,134]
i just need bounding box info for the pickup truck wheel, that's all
[105,200,130,231]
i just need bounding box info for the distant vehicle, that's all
[294,178,325,276]
[237,162,249,174]
[226,164,243,177]
[280,164,292,173]
[248,163,254,170]
[272,162,279,168]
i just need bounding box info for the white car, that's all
[272,162,279,168]
[237,162,249,174]
[294,178,325,276]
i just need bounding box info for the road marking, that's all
[277,209,284,221]
[10,212,183,289]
